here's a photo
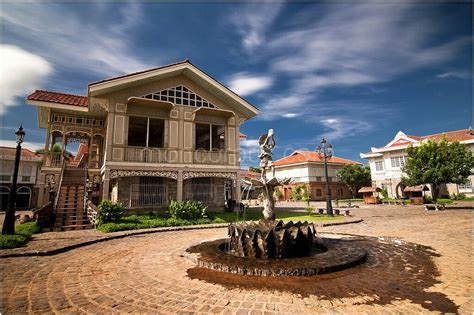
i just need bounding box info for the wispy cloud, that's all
[230,2,284,52]
[227,72,273,96]
[0,45,52,115]
[1,2,152,76]
[436,71,470,79]
[228,2,468,142]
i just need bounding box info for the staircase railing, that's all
[83,162,88,214]
[54,153,67,211]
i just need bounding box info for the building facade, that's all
[0,147,42,210]
[27,60,258,213]
[360,129,474,198]
[273,151,359,201]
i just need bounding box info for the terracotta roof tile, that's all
[275,151,361,167]
[0,146,41,160]
[418,129,474,142]
[27,90,88,107]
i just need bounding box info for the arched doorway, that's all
[396,182,407,199]
[16,186,32,208]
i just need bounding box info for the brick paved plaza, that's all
[1,203,472,314]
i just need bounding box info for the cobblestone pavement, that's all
[1,204,472,314]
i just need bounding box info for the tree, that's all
[336,164,371,198]
[248,166,261,173]
[402,138,473,201]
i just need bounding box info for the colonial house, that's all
[272,151,360,201]
[360,128,474,198]
[0,147,42,210]
[26,60,258,229]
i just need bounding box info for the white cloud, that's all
[230,2,285,52]
[436,71,470,79]
[227,73,273,96]
[319,117,373,141]
[1,2,151,76]
[240,139,259,147]
[240,3,468,123]
[0,45,52,115]
[0,140,43,151]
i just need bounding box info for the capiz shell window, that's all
[128,116,165,148]
[195,123,225,151]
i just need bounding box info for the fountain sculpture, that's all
[185,129,367,276]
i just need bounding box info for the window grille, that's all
[390,156,406,168]
[130,177,167,207]
[375,160,384,171]
[143,85,218,108]
[185,178,214,203]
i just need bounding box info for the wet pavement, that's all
[0,203,472,313]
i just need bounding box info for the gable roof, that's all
[88,60,258,118]
[383,128,474,149]
[27,90,88,108]
[275,151,360,167]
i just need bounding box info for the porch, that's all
[109,170,238,211]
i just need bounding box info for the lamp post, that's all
[2,125,26,235]
[317,138,333,216]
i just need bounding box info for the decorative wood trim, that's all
[183,171,236,180]
[110,170,178,180]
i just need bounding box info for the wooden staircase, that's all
[48,168,93,231]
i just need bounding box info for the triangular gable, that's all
[88,60,258,119]
[384,131,419,148]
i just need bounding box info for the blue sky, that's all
[0,1,472,167]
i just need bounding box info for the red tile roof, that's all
[275,151,360,167]
[240,169,261,180]
[0,146,41,160]
[416,129,474,142]
[239,132,247,139]
[384,129,474,149]
[27,90,88,107]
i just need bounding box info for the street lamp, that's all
[317,138,334,216]
[2,125,25,234]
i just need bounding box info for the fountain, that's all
[185,129,367,276]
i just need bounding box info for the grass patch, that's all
[0,222,41,249]
[382,198,411,204]
[210,210,343,223]
[97,210,343,233]
[337,198,364,202]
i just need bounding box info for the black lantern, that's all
[2,125,26,234]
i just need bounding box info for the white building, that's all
[360,129,474,198]
[0,147,42,209]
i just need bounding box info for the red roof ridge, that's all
[88,59,191,86]
[418,128,470,139]
[27,90,88,107]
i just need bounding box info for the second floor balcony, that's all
[124,146,229,165]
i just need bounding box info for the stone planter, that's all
[334,209,340,215]
[344,210,351,216]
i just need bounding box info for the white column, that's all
[235,172,241,204]
[177,170,183,201]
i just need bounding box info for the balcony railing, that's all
[124,147,167,163]
[123,146,230,165]
[193,150,228,165]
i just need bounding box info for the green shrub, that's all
[381,188,389,199]
[168,200,207,220]
[424,196,433,204]
[97,200,125,225]
[450,193,466,200]
[304,206,315,216]
[15,222,41,238]
[0,234,28,249]
[274,188,283,201]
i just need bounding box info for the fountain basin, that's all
[185,237,367,277]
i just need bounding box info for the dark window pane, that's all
[148,119,164,148]
[212,125,225,150]
[128,116,147,147]
[195,123,210,150]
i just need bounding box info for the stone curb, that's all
[0,218,362,258]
